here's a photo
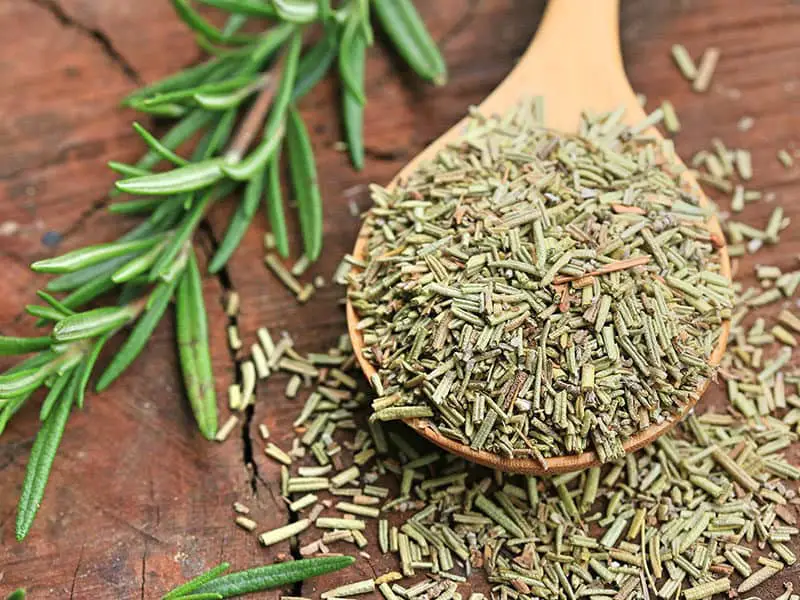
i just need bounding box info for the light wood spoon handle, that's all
[389,0,640,187]
[483,0,636,131]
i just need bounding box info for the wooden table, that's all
[1,0,799,597]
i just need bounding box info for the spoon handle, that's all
[528,0,623,72]
[478,0,636,131]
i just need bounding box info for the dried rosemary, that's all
[350,99,731,462]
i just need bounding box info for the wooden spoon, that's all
[346,0,731,474]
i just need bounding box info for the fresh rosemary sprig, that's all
[1,0,445,541]
[161,556,355,599]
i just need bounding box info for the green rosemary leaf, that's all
[0,354,54,432]
[36,291,75,316]
[32,237,162,274]
[117,281,148,307]
[123,57,226,105]
[148,181,235,281]
[357,0,373,45]
[210,168,265,272]
[167,594,222,600]
[126,99,188,118]
[108,198,164,215]
[194,80,262,111]
[372,0,447,85]
[0,336,52,356]
[116,159,225,196]
[75,333,111,409]
[341,21,366,170]
[264,143,290,258]
[10,351,57,373]
[1,353,77,400]
[52,306,135,343]
[25,305,67,322]
[286,106,323,261]
[45,256,131,292]
[96,276,182,392]
[147,199,187,230]
[15,375,76,540]
[238,22,296,74]
[318,0,335,24]
[190,556,355,597]
[339,13,367,105]
[135,110,217,173]
[58,276,121,314]
[194,110,237,160]
[161,244,192,283]
[196,36,259,59]
[50,242,167,317]
[40,369,72,421]
[222,13,248,38]
[259,28,303,119]
[140,75,256,108]
[132,122,190,167]
[222,31,303,180]
[291,28,339,102]
[112,242,167,283]
[108,198,165,215]
[0,395,28,436]
[272,0,318,24]
[108,161,152,178]
[46,220,164,292]
[175,251,218,440]
[162,562,231,600]
[170,0,256,45]
[221,122,286,181]
[198,0,276,17]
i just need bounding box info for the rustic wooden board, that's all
[1,0,799,597]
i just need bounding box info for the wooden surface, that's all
[0,0,798,597]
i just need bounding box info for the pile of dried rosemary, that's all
[348,100,732,463]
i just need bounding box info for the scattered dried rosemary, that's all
[238,330,798,600]
[349,100,731,463]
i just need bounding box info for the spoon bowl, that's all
[347,0,730,474]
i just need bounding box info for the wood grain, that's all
[0,0,799,597]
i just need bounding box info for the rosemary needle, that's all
[180,557,355,598]
[176,251,218,439]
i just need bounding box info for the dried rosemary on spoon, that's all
[350,99,732,463]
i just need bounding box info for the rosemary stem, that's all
[225,68,279,162]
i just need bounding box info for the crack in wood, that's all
[92,504,165,546]
[29,0,142,85]
[59,196,113,242]
[68,543,85,599]
[363,147,407,163]
[196,221,265,497]
[194,222,298,592]
[140,540,148,600]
